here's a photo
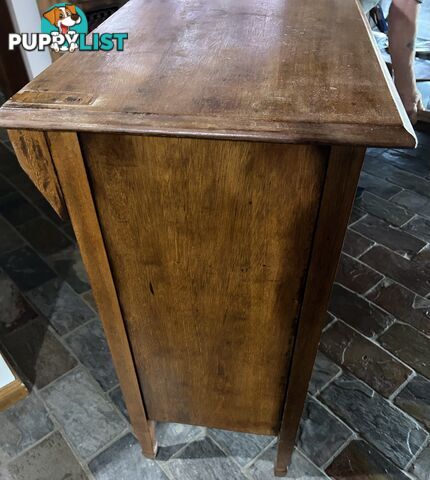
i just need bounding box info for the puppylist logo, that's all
[42,3,88,53]
[9,3,128,53]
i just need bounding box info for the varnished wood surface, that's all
[0,378,27,411]
[7,130,66,219]
[81,133,328,433]
[0,355,28,412]
[0,0,415,147]
[47,131,157,457]
[275,146,365,475]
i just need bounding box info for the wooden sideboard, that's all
[0,0,415,475]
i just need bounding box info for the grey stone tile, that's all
[45,246,90,294]
[366,278,430,336]
[158,423,206,461]
[335,253,382,294]
[329,284,394,338]
[352,215,426,257]
[2,318,76,389]
[392,190,430,218]
[17,217,72,256]
[7,171,43,203]
[378,149,430,178]
[41,368,127,459]
[0,129,9,142]
[358,171,402,200]
[34,198,64,226]
[379,324,430,379]
[363,147,387,159]
[403,215,430,243]
[355,191,413,227]
[348,206,366,225]
[414,244,430,263]
[0,394,54,462]
[5,431,87,480]
[89,433,168,480]
[207,428,273,467]
[64,320,118,391]
[321,321,412,397]
[308,352,340,395]
[364,154,430,199]
[0,144,21,177]
[109,385,128,421]
[26,278,96,336]
[109,393,203,463]
[324,312,335,328]
[296,397,352,467]
[62,223,76,242]
[0,216,24,254]
[0,193,40,226]
[416,127,430,148]
[0,270,37,334]
[361,245,430,297]
[0,176,15,198]
[409,443,430,480]
[165,436,247,480]
[394,375,430,430]
[341,229,374,258]
[246,445,327,479]
[82,291,97,312]
[325,439,410,479]
[0,247,56,292]
[2,141,13,152]
[319,373,428,468]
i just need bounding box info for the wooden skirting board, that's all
[0,354,27,411]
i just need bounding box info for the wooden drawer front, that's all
[81,133,328,434]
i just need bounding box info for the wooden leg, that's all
[47,131,158,458]
[275,146,365,475]
[274,464,288,477]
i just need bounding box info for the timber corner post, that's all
[275,146,366,476]
[48,131,158,458]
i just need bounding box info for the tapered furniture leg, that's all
[275,146,365,476]
[47,131,158,458]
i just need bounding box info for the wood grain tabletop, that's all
[0,0,416,147]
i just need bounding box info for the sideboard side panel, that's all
[275,146,365,475]
[47,131,157,458]
[80,133,329,435]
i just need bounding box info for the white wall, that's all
[5,0,52,79]
[0,354,14,389]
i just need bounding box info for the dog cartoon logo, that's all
[10,2,126,53]
[41,3,88,52]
